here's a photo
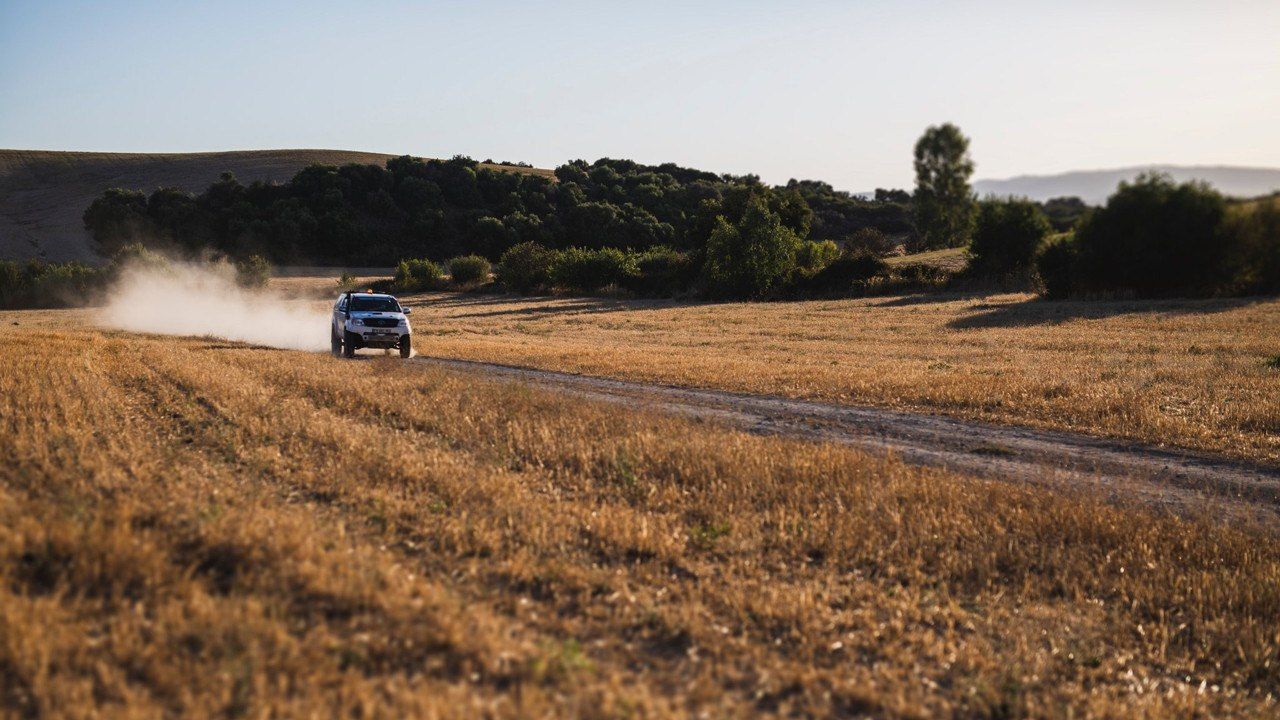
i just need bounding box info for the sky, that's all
[2,0,1278,191]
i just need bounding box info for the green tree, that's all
[913,123,976,249]
[82,189,151,255]
[702,196,800,299]
[967,198,1052,277]
[1073,173,1229,297]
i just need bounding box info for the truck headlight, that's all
[350,318,364,326]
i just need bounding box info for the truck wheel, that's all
[331,330,342,357]
[343,331,357,358]
[399,334,412,359]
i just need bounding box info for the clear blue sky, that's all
[2,0,1278,190]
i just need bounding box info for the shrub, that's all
[702,196,800,299]
[497,241,555,294]
[109,242,170,271]
[802,251,889,295]
[1071,174,1231,297]
[794,240,841,276]
[625,246,698,297]
[234,255,272,289]
[967,198,1052,277]
[1223,197,1280,295]
[846,227,895,255]
[448,254,492,285]
[0,260,110,309]
[550,247,637,293]
[1035,235,1080,300]
[393,258,443,293]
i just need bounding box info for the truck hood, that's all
[350,311,407,321]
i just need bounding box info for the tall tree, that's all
[912,123,976,249]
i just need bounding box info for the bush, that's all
[109,242,170,271]
[550,247,637,293]
[234,255,272,289]
[1071,174,1230,297]
[393,258,443,293]
[1035,236,1080,299]
[1223,197,1280,295]
[625,246,698,297]
[0,260,110,309]
[801,250,890,295]
[497,241,555,294]
[794,240,841,276]
[846,227,895,255]
[702,196,800,299]
[448,254,492,285]
[967,198,1051,277]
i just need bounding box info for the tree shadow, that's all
[872,291,995,308]
[946,295,1273,329]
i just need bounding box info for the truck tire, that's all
[331,329,342,357]
[343,331,357,358]
[399,334,412,359]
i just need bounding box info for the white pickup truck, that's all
[331,291,413,358]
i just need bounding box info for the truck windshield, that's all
[350,297,400,312]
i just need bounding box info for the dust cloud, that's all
[99,262,331,352]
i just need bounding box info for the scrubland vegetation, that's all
[0,246,274,309]
[403,291,1280,463]
[76,127,1279,305]
[1037,176,1280,299]
[2,317,1279,717]
[81,155,911,271]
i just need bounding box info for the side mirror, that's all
[402,307,412,315]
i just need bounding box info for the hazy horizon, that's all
[3,1,1278,190]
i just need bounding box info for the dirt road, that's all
[416,355,1280,525]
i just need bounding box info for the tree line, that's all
[82,155,914,268]
[55,128,1280,304]
[904,123,1280,298]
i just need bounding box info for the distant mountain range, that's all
[973,165,1280,205]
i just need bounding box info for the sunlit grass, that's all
[1,319,1278,716]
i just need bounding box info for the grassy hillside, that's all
[0,150,553,263]
[2,313,1278,716]
[884,246,968,272]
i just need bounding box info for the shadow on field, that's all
[947,295,1272,329]
[873,292,991,308]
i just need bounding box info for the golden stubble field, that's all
[1,313,1279,717]
[399,291,1280,464]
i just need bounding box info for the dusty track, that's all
[415,355,1280,524]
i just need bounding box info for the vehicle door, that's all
[333,295,348,335]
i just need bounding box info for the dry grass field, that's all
[401,291,1280,464]
[2,312,1280,717]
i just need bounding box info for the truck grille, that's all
[363,318,399,328]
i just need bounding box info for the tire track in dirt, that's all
[413,355,1280,525]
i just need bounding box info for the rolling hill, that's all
[0,150,554,262]
[974,165,1280,205]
